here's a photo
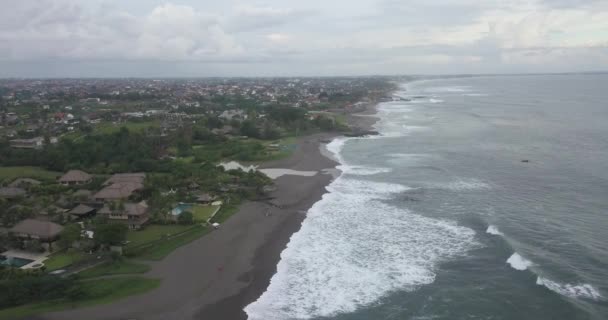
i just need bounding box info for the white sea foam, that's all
[506,253,534,271]
[345,165,392,176]
[259,168,318,179]
[463,93,489,97]
[486,225,503,236]
[245,141,478,320]
[536,277,603,300]
[429,98,444,103]
[401,125,431,131]
[326,137,349,163]
[437,179,491,191]
[426,86,472,93]
[218,161,257,172]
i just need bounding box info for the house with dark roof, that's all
[68,204,97,219]
[0,187,26,199]
[94,182,143,202]
[58,170,92,186]
[98,201,149,229]
[94,173,146,202]
[8,178,41,188]
[10,219,63,242]
[196,193,217,205]
[102,173,145,186]
[9,137,44,149]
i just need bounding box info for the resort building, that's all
[58,170,92,186]
[196,193,217,205]
[0,187,26,199]
[8,178,41,188]
[98,201,149,230]
[94,173,145,202]
[68,204,97,219]
[10,219,64,250]
[103,173,146,186]
[9,137,44,149]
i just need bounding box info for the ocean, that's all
[245,74,608,320]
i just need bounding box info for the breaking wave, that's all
[345,165,392,176]
[486,225,503,236]
[507,253,534,271]
[536,277,603,301]
[244,138,478,320]
[434,179,491,191]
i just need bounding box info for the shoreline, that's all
[206,103,382,319]
[197,132,341,320]
[34,132,341,320]
[35,103,381,320]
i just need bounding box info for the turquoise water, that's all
[0,255,34,268]
[171,203,193,216]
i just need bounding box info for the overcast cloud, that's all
[0,0,607,77]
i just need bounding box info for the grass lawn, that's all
[125,225,193,247]
[0,277,160,320]
[43,250,88,271]
[211,203,240,223]
[191,205,220,222]
[134,225,210,261]
[256,136,298,161]
[95,121,159,135]
[0,166,61,182]
[77,260,150,279]
[61,121,159,142]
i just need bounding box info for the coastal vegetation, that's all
[0,76,395,317]
[0,276,160,320]
[77,260,149,279]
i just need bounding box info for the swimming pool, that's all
[0,255,34,268]
[170,203,193,216]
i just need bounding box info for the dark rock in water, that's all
[344,130,379,137]
[521,159,530,163]
[401,195,421,202]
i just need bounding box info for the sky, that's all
[1,0,607,77]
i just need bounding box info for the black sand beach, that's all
[33,132,339,320]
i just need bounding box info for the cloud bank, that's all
[0,0,607,76]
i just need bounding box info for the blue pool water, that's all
[171,203,193,216]
[0,255,34,268]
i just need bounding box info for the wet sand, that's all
[349,103,381,132]
[34,132,339,320]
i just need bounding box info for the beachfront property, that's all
[94,173,145,202]
[10,219,64,251]
[196,193,217,205]
[9,137,44,149]
[0,187,26,199]
[58,170,93,186]
[103,173,146,186]
[68,204,97,219]
[8,178,41,188]
[98,201,149,230]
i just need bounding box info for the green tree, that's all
[177,211,194,225]
[58,224,81,249]
[240,120,260,138]
[94,223,128,246]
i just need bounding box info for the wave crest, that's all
[486,225,503,236]
[245,166,478,319]
[536,277,603,301]
[507,253,534,271]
